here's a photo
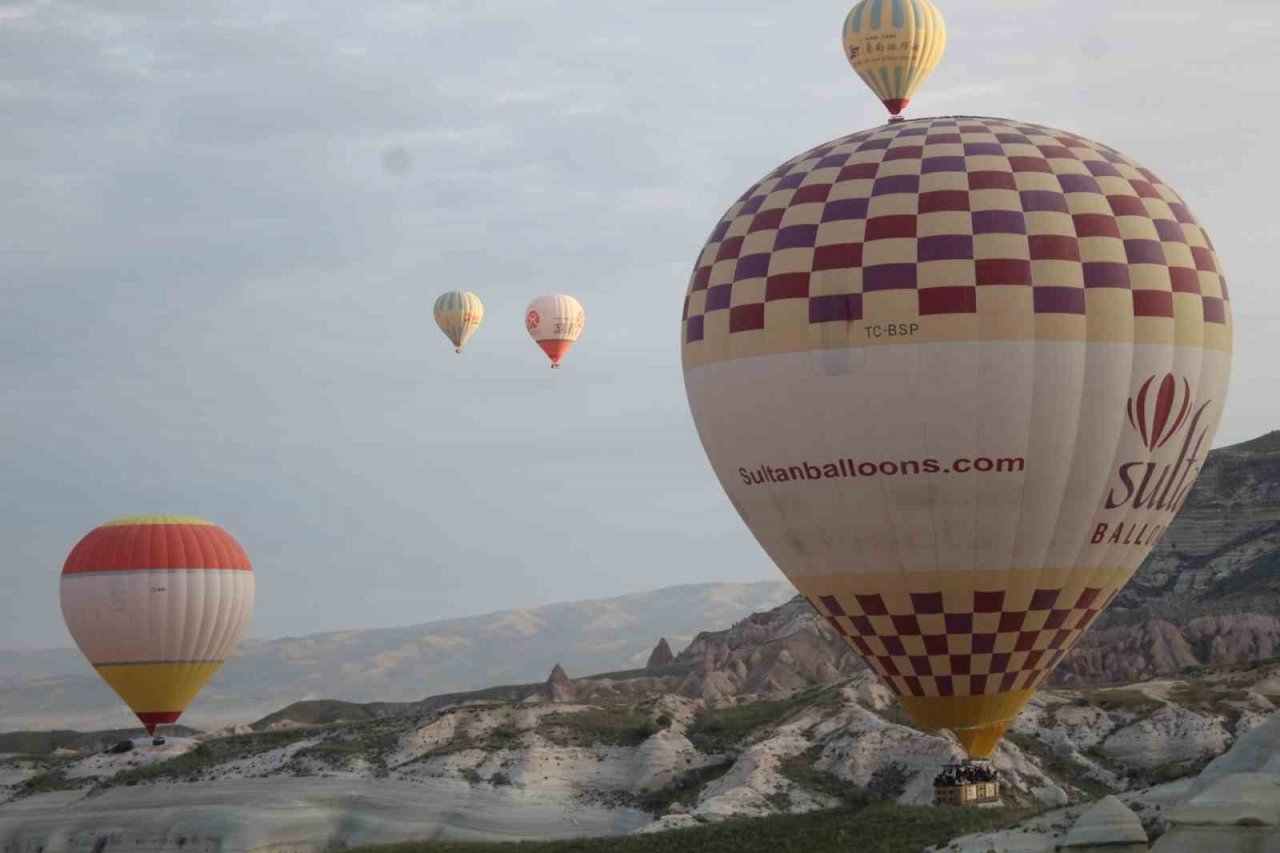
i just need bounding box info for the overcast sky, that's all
[2,0,1276,650]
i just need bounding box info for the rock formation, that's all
[1153,712,1280,851]
[545,663,575,703]
[646,638,676,669]
[1062,795,1149,852]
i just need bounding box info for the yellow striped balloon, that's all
[433,290,485,353]
[842,0,946,117]
[59,516,255,735]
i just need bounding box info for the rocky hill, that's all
[6,514,1280,852]
[0,581,793,732]
[3,650,1276,850]
[1057,431,1280,684]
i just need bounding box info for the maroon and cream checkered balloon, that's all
[681,116,1232,758]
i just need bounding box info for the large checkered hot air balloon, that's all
[680,116,1232,758]
[60,517,255,737]
[843,0,946,118]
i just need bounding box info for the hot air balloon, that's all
[842,0,946,118]
[681,116,1232,758]
[434,290,485,353]
[60,516,255,739]
[526,294,585,368]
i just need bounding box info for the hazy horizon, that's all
[2,577,793,654]
[3,0,1277,650]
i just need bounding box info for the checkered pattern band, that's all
[682,116,1230,368]
[804,580,1121,699]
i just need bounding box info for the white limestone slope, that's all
[0,779,650,853]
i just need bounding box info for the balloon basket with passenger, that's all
[933,759,1001,807]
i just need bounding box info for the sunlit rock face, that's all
[1152,713,1280,852]
[1062,795,1149,852]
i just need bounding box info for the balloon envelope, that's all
[842,0,946,116]
[526,294,585,367]
[60,516,255,734]
[681,117,1232,757]
[434,290,485,352]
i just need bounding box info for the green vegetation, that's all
[1167,681,1250,710]
[777,746,910,807]
[1078,745,1127,778]
[349,803,1032,853]
[1146,761,1203,786]
[485,725,525,750]
[687,697,808,753]
[105,729,315,786]
[764,790,793,811]
[1005,732,1112,800]
[540,709,658,748]
[14,767,82,798]
[779,747,868,806]
[635,761,733,814]
[1072,688,1161,716]
[866,764,912,801]
[287,720,403,776]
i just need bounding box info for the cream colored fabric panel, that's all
[60,570,255,664]
[685,342,1229,583]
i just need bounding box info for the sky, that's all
[2,0,1277,650]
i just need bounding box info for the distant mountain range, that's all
[0,581,793,732]
[4,431,1278,735]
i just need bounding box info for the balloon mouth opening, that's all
[948,720,1012,760]
[136,710,183,736]
[883,97,909,116]
[537,338,574,367]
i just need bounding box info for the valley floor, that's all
[347,803,1032,853]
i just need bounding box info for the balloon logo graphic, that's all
[1127,374,1194,451]
[526,310,541,331]
[680,117,1232,758]
[60,517,255,735]
[434,290,485,353]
